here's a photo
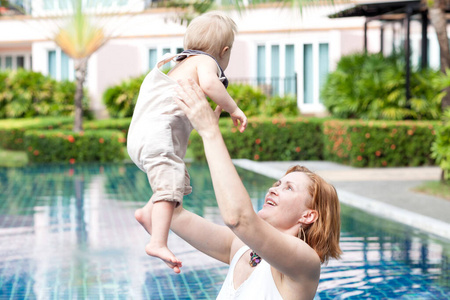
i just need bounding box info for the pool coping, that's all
[232,159,450,241]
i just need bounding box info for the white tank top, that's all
[216,246,284,300]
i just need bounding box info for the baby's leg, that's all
[146,200,182,273]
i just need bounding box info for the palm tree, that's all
[54,0,107,132]
[427,0,450,110]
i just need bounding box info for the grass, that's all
[414,181,450,201]
[0,148,28,167]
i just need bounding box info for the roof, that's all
[328,0,426,19]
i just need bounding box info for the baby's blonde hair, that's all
[184,11,237,58]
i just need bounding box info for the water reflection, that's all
[0,163,449,299]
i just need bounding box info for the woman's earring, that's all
[298,225,307,243]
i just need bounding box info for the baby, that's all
[127,11,247,273]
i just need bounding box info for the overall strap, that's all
[175,49,229,88]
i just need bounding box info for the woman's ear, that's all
[299,209,318,225]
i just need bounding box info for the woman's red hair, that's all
[286,165,342,264]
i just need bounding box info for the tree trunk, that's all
[73,57,88,132]
[428,2,450,110]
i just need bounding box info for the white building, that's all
[0,0,443,117]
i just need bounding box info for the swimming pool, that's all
[0,163,449,299]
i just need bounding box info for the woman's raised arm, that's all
[175,79,321,282]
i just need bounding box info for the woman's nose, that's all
[269,186,278,195]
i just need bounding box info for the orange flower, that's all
[407,129,414,136]
[375,150,381,157]
[99,138,104,144]
[33,150,39,156]
[255,138,261,145]
[28,146,33,151]
[365,133,370,139]
[254,154,260,160]
[390,144,396,150]
[69,158,75,164]
[295,147,301,153]
[231,128,237,133]
[357,155,363,161]
[67,135,75,143]
[382,161,387,166]
[118,137,126,143]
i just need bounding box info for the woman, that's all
[135,78,342,299]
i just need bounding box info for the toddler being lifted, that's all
[128,12,247,273]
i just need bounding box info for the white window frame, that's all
[46,47,75,81]
[143,44,184,73]
[0,53,32,71]
[298,41,329,114]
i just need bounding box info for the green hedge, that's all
[24,130,126,163]
[1,116,439,167]
[188,117,324,161]
[60,118,131,137]
[0,117,73,150]
[0,69,91,119]
[323,119,438,167]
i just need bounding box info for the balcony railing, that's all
[229,75,297,97]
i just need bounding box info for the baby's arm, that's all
[197,58,247,132]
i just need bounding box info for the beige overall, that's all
[127,53,194,205]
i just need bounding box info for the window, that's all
[257,45,266,85]
[48,49,74,81]
[147,46,183,71]
[301,42,329,107]
[61,51,70,80]
[149,49,157,70]
[318,43,329,103]
[5,56,13,69]
[285,45,295,95]
[303,44,313,104]
[0,54,31,71]
[271,45,280,96]
[17,56,25,69]
[48,50,57,78]
[45,0,129,10]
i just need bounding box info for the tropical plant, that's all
[103,74,146,118]
[322,51,443,120]
[431,108,450,183]
[0,69,90,119]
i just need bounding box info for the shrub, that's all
[103,74,145,118]
[431,108,450,182]
[0,117,73,150]
[188,117,324,161]
[0,69,91,118]
[103,76,299,118]
[323,119,438,167]
[226,83,268,117]
[24,129,126,163]
[321,52,443,120]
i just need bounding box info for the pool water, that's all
[0,163,449,299]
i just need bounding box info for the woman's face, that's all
[258,171,313,232]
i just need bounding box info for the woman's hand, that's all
[175,79,222,138]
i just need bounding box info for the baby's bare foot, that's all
[146,242,182,274]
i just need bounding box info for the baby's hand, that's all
[230,107,247,133]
